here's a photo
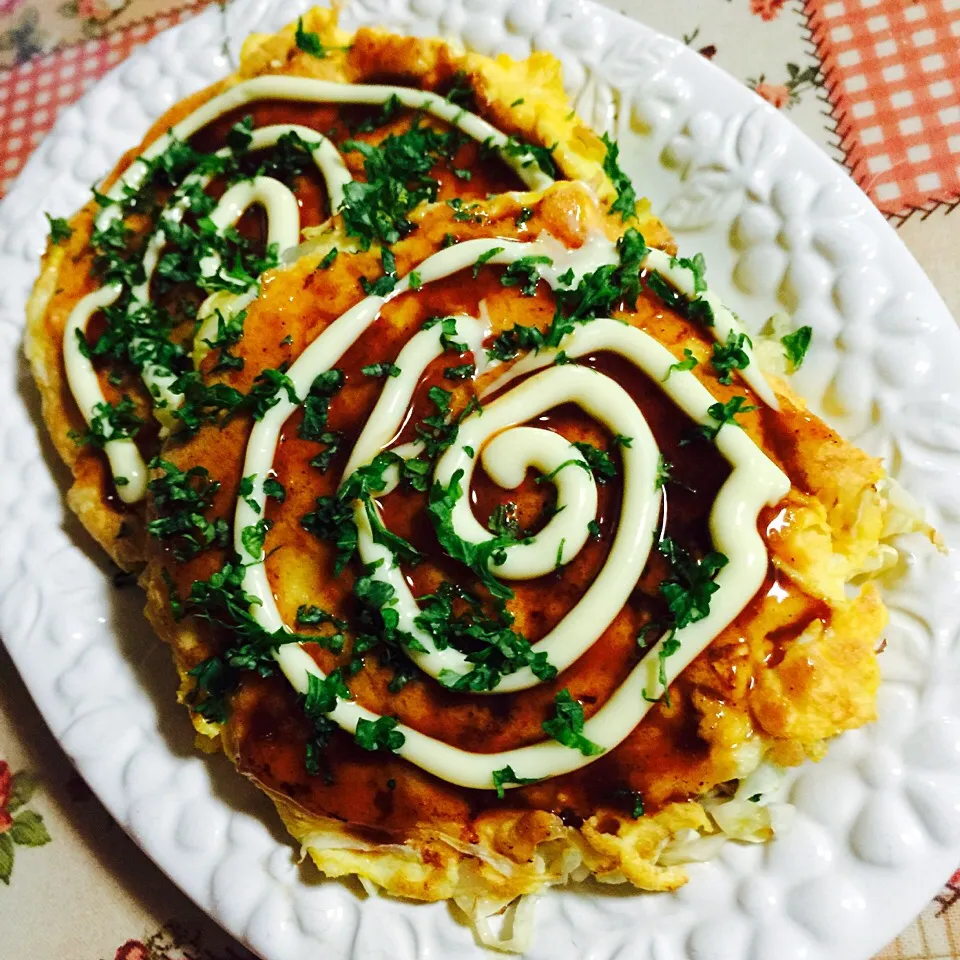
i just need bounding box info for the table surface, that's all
[1,1,958,957]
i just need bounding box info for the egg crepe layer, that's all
[143,180,894,933]
[26,7,664,570]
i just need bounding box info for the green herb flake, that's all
[361,362,401,379]
[515,207,533,228]
[500,255,552,296]
[711,330,752,385]
[146,458,228,561]
[472,246,505,277]
[263,477,286,503]
[665,348,698,380]
[317,247,339,270]
[68,395,142,449]
[360,247,399,297]
[443,363,475,381]
[354,715,406,753]
[295,17,328,59]
[241,518,272,558]
[781,325,813,370]
[655,456,673,491]
[601,133,637,222]
[491,765,540,799]
[542,688,604,756]
[691,395,758,444]
[45,214,72,245]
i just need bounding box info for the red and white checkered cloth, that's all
[0,5,201,194]
[807,0,960,216]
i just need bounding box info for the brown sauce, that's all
[217,238,833,837]
[87,98,528,511]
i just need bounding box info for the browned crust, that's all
[24,6,669,572]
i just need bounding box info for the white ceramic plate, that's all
[2,1,960,958]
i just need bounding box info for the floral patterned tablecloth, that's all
[1,1,958,957]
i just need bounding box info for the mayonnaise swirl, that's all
[58,74,790,790]
[61,78,554,502]
[236,232,790,790]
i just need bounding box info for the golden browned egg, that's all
[25,6,662,570]
[25,7,916,951]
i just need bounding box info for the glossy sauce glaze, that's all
[145,192,839,835]
[62,91,530,507]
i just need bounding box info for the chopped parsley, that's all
[339,121,462,248]
[472,246,504,277]
[201,308,246,373]
[428,469,521,603]
[601,133,637,222]
[351,94,403,134]
[299,369,345,442]
[303,669,353,772]
[537,441,616,485]
[711,331,751,385]
[146,458,227,561]
[295,17,329,59]
[638,538,728,705]
[263,477,286,503]
[655,455,673,490]
[45,214,72,245]
[491,765,540,799]
[657,537,728,632]
[238,474,259,513]
[515,206,533,228]
[296,605,348,654]
[447,197,483,223]
[361,362,401,379]
[354,716,405,753]
[665,348,698,379]
[613,787,646,818]
[691,395,758,443]
[241,518,272,558]
[68,395,142,448]
[494,134,557,178]
[360,247,398,297]
[317,247,338,270]
[672,253,708,293]
[500,255,553,296]
[443,362,475,381]
[482,230,646,360]
[408,270,422,291]
[246,367,299,421]
[181,560,296,722]
[301,493,358,575]
[781,325,813,370]
[542,689,604,755]
[646,255,714,326]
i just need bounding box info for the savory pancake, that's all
[25,8,925,952]
[138,175,905,946]
[25,7,665,570]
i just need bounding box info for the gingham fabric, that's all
[0,3,202,194]
[807,0,960,216]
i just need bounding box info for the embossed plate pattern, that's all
[2,1,960,958]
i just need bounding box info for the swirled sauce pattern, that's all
[235,233,788,789]
[59,76,790,795]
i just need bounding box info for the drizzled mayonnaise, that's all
[236,233,790,790]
